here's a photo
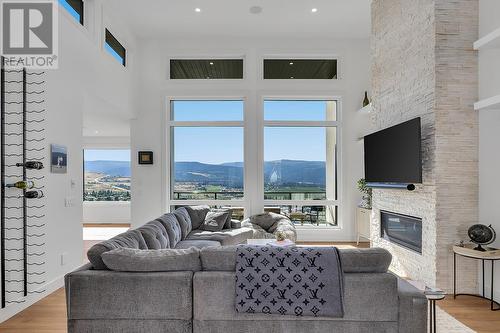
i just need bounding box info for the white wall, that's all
[479,0,500,302]
[0,0,135,322]
[131,36,371,241]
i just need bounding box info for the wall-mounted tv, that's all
[364,117,422,184]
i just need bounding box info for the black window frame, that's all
[61,0,84,25]
[263,59,338,80]
[170,59,244,80]
[105,29,127,67]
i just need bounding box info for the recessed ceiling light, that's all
[195,8,201,13]
[289,62,294,65]
[249,6,263,14]
[209,62,214,65]
[311,8,318,13]
[94,130,99,134]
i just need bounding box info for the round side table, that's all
[453,244,500,311]
[426,293,445,333]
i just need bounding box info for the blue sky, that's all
[84,102,334,165]
[173,101,333,164]
[85,149,131,162]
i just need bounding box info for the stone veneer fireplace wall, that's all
[370,0,478,293]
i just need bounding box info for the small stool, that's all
[426,293,445,333]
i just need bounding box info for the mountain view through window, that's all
[84,149,131,201]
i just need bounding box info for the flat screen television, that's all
[364,117,422,184]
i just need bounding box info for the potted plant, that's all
[357,178,372,209]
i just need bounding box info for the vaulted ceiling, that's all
[103,0,371,39]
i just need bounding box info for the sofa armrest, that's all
[397,278,427,333]
[65,267,193,320]
[230,219,242,229]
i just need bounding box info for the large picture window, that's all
[263,100,338,227]
[169,100,244,202]
[84,149,131,201]
[167,98,339,227]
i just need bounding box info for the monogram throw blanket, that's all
[235,245,344,317]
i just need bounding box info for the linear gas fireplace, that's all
[380,211,422,254]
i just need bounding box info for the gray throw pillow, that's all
[212,208,233,229]
[185,205,210,230]
[200,210,229,232]
[101,247,201,272]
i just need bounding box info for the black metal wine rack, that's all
[0,56,47,308]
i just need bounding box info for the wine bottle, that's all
[16,161,44,170]
[25,190,44,199]
[6,181,35,189]
[363,91,370,107]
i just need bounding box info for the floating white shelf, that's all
[474,27,500,50]
[358,103,372,114]
[474,95,500,111]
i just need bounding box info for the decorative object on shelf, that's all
[357,178,372,209]
[362,91,370,107]
[468,224,496,251]
[138,151,153,165]
[50,144,67,174]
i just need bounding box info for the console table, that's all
[453,244,500,311]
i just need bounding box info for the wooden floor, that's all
[0,241,499,333]
[439,296,500,333]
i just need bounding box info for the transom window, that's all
[59,0,84,25]
[263,59,338,79]
[105,29,126,66]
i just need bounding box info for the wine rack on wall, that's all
[0,56,47,308]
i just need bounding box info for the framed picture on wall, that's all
[138,151,153,165]
[51,144,67,174]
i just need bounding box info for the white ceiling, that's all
[103,0,371,39]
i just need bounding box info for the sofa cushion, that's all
[187,228,253,246]
[200,245,238,271]
[184,205,210,230]
[200,210,229,232]
[157,213,182,247]
[339,248,392,273]
[174,207,193,238]
[137,220,170,249]
[101,247,201,272]
[175,240,221,249]
[199,246,392,273]
[87,230,147,270]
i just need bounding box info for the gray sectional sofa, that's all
[66,207,427,333]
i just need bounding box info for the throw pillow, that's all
[212,208,233,229]
[101,247,201,272]
[200,210,229,232]
[184,205,210,230]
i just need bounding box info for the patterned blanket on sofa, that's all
[235,245,344,317]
